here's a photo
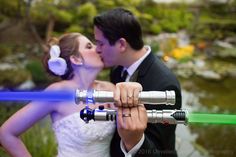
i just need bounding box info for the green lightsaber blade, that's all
[188,113,236,125]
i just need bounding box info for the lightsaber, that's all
[80,107,236,125]
[77,91,236,125]
[0,90,175,105]
[80,106,187,124]
[75,90,175,105]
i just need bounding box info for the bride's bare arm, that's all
[0,84,60,157]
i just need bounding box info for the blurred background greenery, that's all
[0,0,236,156]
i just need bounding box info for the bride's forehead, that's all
[77,36,91,51]
[78,36,90,43]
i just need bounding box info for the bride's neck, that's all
[71,70,99,90]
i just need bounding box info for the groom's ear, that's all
[117,38,127,53]
[70,55,83,65]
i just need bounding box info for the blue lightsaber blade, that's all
[0,91,75,101]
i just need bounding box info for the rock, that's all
[174,61,195,78]
[164,57,178,69]
[194,59,205,68]
[225,36,236,45]
[196,70,221,80]
[214,40,234,49]
[0,63,15,70]
[17,79,35,90]
[227,68,236,78]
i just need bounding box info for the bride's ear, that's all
[70,55,83,66]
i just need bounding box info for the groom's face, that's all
[94,26,121,68]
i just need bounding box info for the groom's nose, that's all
[96,47,102,54]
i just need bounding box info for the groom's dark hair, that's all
[94,8,144,50]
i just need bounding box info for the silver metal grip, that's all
[147,110,187,124]
[94,108,116,121]
[138,90,175,105]
[75,90,175,105]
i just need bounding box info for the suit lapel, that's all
[129,69,138,82]
[130,52,155,82]
[136,52,155,77]
[110,52,155,83]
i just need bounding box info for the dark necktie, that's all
[120,70,128,82]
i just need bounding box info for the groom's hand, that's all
[117,105,147,151]
[114,82,148,151]
[114,82,142,108]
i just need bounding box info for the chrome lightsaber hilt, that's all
[80,106,188,125]
[75,90,175,105]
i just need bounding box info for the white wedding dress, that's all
[52,112,116,157]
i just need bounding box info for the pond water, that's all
[176,77,236,157]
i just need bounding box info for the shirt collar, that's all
[125,45,151,77]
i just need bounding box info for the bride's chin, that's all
[98,64,105,70]
[94,66,103,73]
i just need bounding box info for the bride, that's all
[0,32,142,157]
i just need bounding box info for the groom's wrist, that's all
[120,134,145,156]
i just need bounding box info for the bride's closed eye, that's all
[86,42,93,49]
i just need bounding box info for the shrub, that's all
[25,60,50,86]
[0,105,57,157]
[0,44,11,60]
[0,69,30,88]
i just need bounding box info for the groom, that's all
[93,8,182,157]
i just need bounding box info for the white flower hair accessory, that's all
[48,45,67,76]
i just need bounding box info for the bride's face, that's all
[77,36,104,69]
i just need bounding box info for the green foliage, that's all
[0,103,22,124]
[73,2,97,35]
[160,19,179,33]
[1,0,235,42]
[0,104,22,157]
[191,2,236,41]
[77,2,97,23]
[116,0,142,7]
[211,46,236,58]
[0,69,30,88]
[22,119,57,157]
[0,44,11,59]
[54,10,73,23]
[96,0,115,10]
[0,14,5,23]
[0,105,57,157]
[30,1,73,24]
[0,104,23,156]
[142,3,194,34]
[97,69,110,81]
[149,42,160,53]
[0,0,20,17]
[150,24,162,34]
[0,0,196,40]
[25,60,49,85]
[66,25,83,33]
[194,16,236,40]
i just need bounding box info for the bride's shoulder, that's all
[45,80,72,91]
[93,80,115,91]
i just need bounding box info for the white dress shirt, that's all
[120,45,151,157]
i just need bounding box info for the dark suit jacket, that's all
[109,52,182,157]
